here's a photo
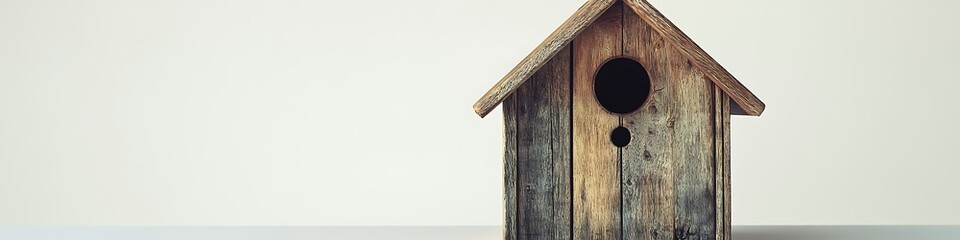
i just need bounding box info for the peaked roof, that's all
[473,0,765,117]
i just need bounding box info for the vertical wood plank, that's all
[553,46,573,240]
[621,6,677,240]
[504,94,518,240]
[515,47,552,240]
[713,87,727,240]
[671,47,716,239]
[572,2,622,240]
[720,91,732,240]
[515,45,572,240]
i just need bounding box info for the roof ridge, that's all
[473,0,764,117]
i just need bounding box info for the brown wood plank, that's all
[515,45,572,240]
[503,94,518,240]
[572,2,623,240]
[623,0,764,116]
[503,96,517,240]
[621,6,678,240]
[713,87,727,240]
[719,90,732,240]
[473,0,617,118]
[670,46,716,239]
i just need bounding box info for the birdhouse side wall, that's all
[502,46,573,240]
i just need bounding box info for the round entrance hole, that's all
[594,58,651,114]
[611,126,631,147]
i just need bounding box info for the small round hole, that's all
[594,58,651,114]
[610,126,631,147]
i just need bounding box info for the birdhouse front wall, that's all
[501,2,732,240]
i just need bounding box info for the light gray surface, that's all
[0,226,958,240]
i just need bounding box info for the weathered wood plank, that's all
[572,2,623,240]
[515,45,572,240]
[719,90,732,240]
[551,46,573,240]
[515,68,554,240]
[623,0,764,116]
[503,94,518,240]
[473,0,617,117]
[670,46,716,239]
[713,87,725,240]
[621,6,678,240]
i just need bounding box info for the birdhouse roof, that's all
[472,0,765,117]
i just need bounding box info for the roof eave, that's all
[473,0,618,118]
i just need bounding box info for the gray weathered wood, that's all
[514,45,572,240]
[671,46,717,239]
[503,94,518,240]
[713,87,725,240]
[550,46,573,240]
[724,106,731,240]
[572,2,623,240]
[621,4,678,239]
[715,88,732,240]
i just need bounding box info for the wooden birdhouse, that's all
[472,0,764,239]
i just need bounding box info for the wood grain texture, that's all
[476,0,764,118]
[514,46,572,240]
[620,6,678,240]
[572,3,622,240]
[729,101,748,116]
[498,2,755,239]
[670,46,716,239]
[551,46,573,240]
[717,89,732,240]
[473,0,616,118]
[713,87,728,240]
[503,94,518,240]
[624,0,764,116]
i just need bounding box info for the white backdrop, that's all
[2,0,960,225]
